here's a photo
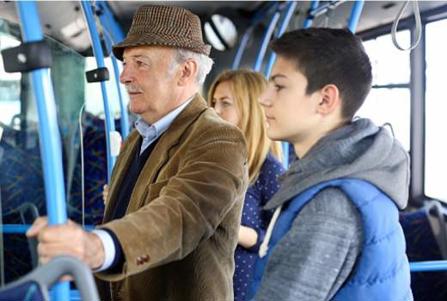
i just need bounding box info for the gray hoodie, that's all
[255,118,410,301]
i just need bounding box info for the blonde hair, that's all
[208,69,282,183]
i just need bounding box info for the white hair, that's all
[170,48,214,85]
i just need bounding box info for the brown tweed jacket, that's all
[95,94,248,301]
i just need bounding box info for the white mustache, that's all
[125,84,143,93]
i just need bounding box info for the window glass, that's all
[356,88,410,150]
[425,19,447,202]
[204,14,238,51]
[363,30,410,85]
[0,21,21,127]
[359,30,411,151]
[84,56,128,117]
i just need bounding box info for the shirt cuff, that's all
[91,229,116,272]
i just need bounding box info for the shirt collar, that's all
[135,96,194,140]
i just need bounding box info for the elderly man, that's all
[27,5,248,301]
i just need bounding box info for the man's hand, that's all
[26,217,105,270]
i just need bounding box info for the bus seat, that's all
[0,125,45,216]
[400,203,447,301]
[1,202,39,270]
[68,112,122,225]
[0,256,99,301]
[0,125,45,282]
[16,203,39,268]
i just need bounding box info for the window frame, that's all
[359,4,447,206]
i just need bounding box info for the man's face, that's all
[120,45,178,123]
[259,56,321,144]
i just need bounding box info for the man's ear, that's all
[177,59,198,86]
[317,84,341,115]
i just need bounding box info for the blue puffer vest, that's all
[249,178,413,301]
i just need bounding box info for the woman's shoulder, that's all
[260,153,285,177]
[255,153,285,193]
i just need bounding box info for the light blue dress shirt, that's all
[135,97,192,154]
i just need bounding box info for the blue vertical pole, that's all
[95,1,125,43]
[16,2,69,300]
[111,56,129,139]
[103,31,129,139]
[261,1,299,170]
[281,142,290,169]
[231,26,254,70]
[254,7,283,165]
[280,0,321,169]
[81,0,116,181]
[231,1,277,70]
[347,0,364,33]
[254,10,281,72]
[264,1,298,78]
[303,0,320,28]
[95,2,129,139]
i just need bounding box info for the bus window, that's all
[425,18,447,203]
[357,30,411,150]
[84,56,128,118]
[0,16,119,283]
[46,39,115,227]
[0,20,21,128]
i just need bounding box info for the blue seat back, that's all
[400,208,447,300]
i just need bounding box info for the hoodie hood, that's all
[265,118,410,210]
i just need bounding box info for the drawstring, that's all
[259,205,283,258]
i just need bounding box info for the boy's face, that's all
[260,56,322,144]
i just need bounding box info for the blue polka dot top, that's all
[234,153,285,301]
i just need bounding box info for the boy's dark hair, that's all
[271,28,372,120]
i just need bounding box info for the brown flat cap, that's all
[113,5,211,60]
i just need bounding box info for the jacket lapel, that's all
[125,94,208,213]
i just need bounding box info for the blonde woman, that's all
[208,69,285,301]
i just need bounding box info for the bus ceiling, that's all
[1,1,447,56]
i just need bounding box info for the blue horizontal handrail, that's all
[70,289,81,301]
[2,224,95,234]
[303,0,321,28]
[232,2,279,70]
[307,0,342,19]
[410,260,447,272]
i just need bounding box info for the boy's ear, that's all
[317,84,341,115]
